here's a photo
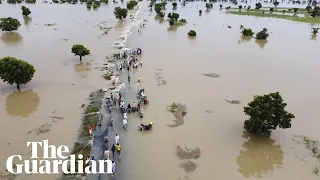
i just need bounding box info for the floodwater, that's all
[1,1,320,180]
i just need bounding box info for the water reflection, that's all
[238,36,253,45]
[74,63,89,73]
[1,32,23,45]
[154,15,164,24]
[23,16,32,26]
[6,90,40,117]
[311,34,317,41]
[255,40,268,49]
[236,132,284,178]
[167,25,178,32]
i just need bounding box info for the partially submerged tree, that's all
[155,3,163,15]
[114,7,128,20]
[71,44,90,61]
[127,0,138,10]
[199,10,202,15]
[293,8,299,13]
[219,4,222,9]
[238,5,242,9]
[270,7,274,11]
[188,30,196,36]
[256,28,269,40]
[168,12,179,21]
[255,2,262,9]
[312,27,319,35]
[0,57,35,90]
[241,26,255,36]
[0,17,21,32]
[172,2,177,8]
[161,1,167,8]
[21,6,31,17]
[243,92,295,137]
[25,0,36,3]
[206,3,213,9]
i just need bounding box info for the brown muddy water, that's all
[1,1,320,180]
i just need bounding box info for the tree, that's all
[312,27,319,35]
[241,27,255,36]
[155,3,162,14]
[0,57,35,90]
[71,44,90,61]
[114,7,128,20]
[0,17,21,32]
[159,12,165,18]
[255,2,262,9]
[188,30,196,36]
[21,6,31,16]
[256,28,269,40]
[199,10,202,15]
[169,20,174,25]
[273,1,279,7]
[219,4,222,9]
[168,12,179,21]
[238,5,242,9]
[161,1,167,8]
[270,7,274,11]
[7,0,16,3]
[127,0,138,9]
[25,0,36,3]
[206,3,211,9]
[293,8,298,13]
[306,5,312,12]
[172,2,177,8]
[243,92,295,137]
[310,6,320,17]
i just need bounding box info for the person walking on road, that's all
[115,143,121,157]
[104,148,110,160]
[111,144,116,157]
[112,161,116,176]
[115,134,119,144]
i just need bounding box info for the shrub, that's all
[188,30,196,36]
[256,28,269,40]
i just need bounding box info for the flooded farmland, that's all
[1,0,320,180]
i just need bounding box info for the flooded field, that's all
[1,0,320,180]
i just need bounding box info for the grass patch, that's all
[103,73,113,80]
[167,103,187,128]
[228,10,320,24]
[84,104,99,114]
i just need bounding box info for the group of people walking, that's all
[104,134,121,176]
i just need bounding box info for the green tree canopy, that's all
[188,30,196,36]
[114,7,128,20]
[243,92,295,137]
[172,2,177,8]
[127,0,138,10]
[71,44,90,61]
[0,57,35,90]
[168,12,179,21]
[255,2,262,9]
[0,17,21,31]
[22,6,31,16]
[256,28,269,40]
[241,26,255,36]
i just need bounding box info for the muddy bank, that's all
[62,89,105,179]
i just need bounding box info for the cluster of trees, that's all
[168,12,179,25]
[155,2,167,18]
[0,57,35,90]
[240,25,269,40]
[0,17,21,31]
[188,30,196,36]
[114,7,128,20]
[6,0,35,3]
[244,92,295,137]
[21,6,31,16]
[127,0,138,10]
